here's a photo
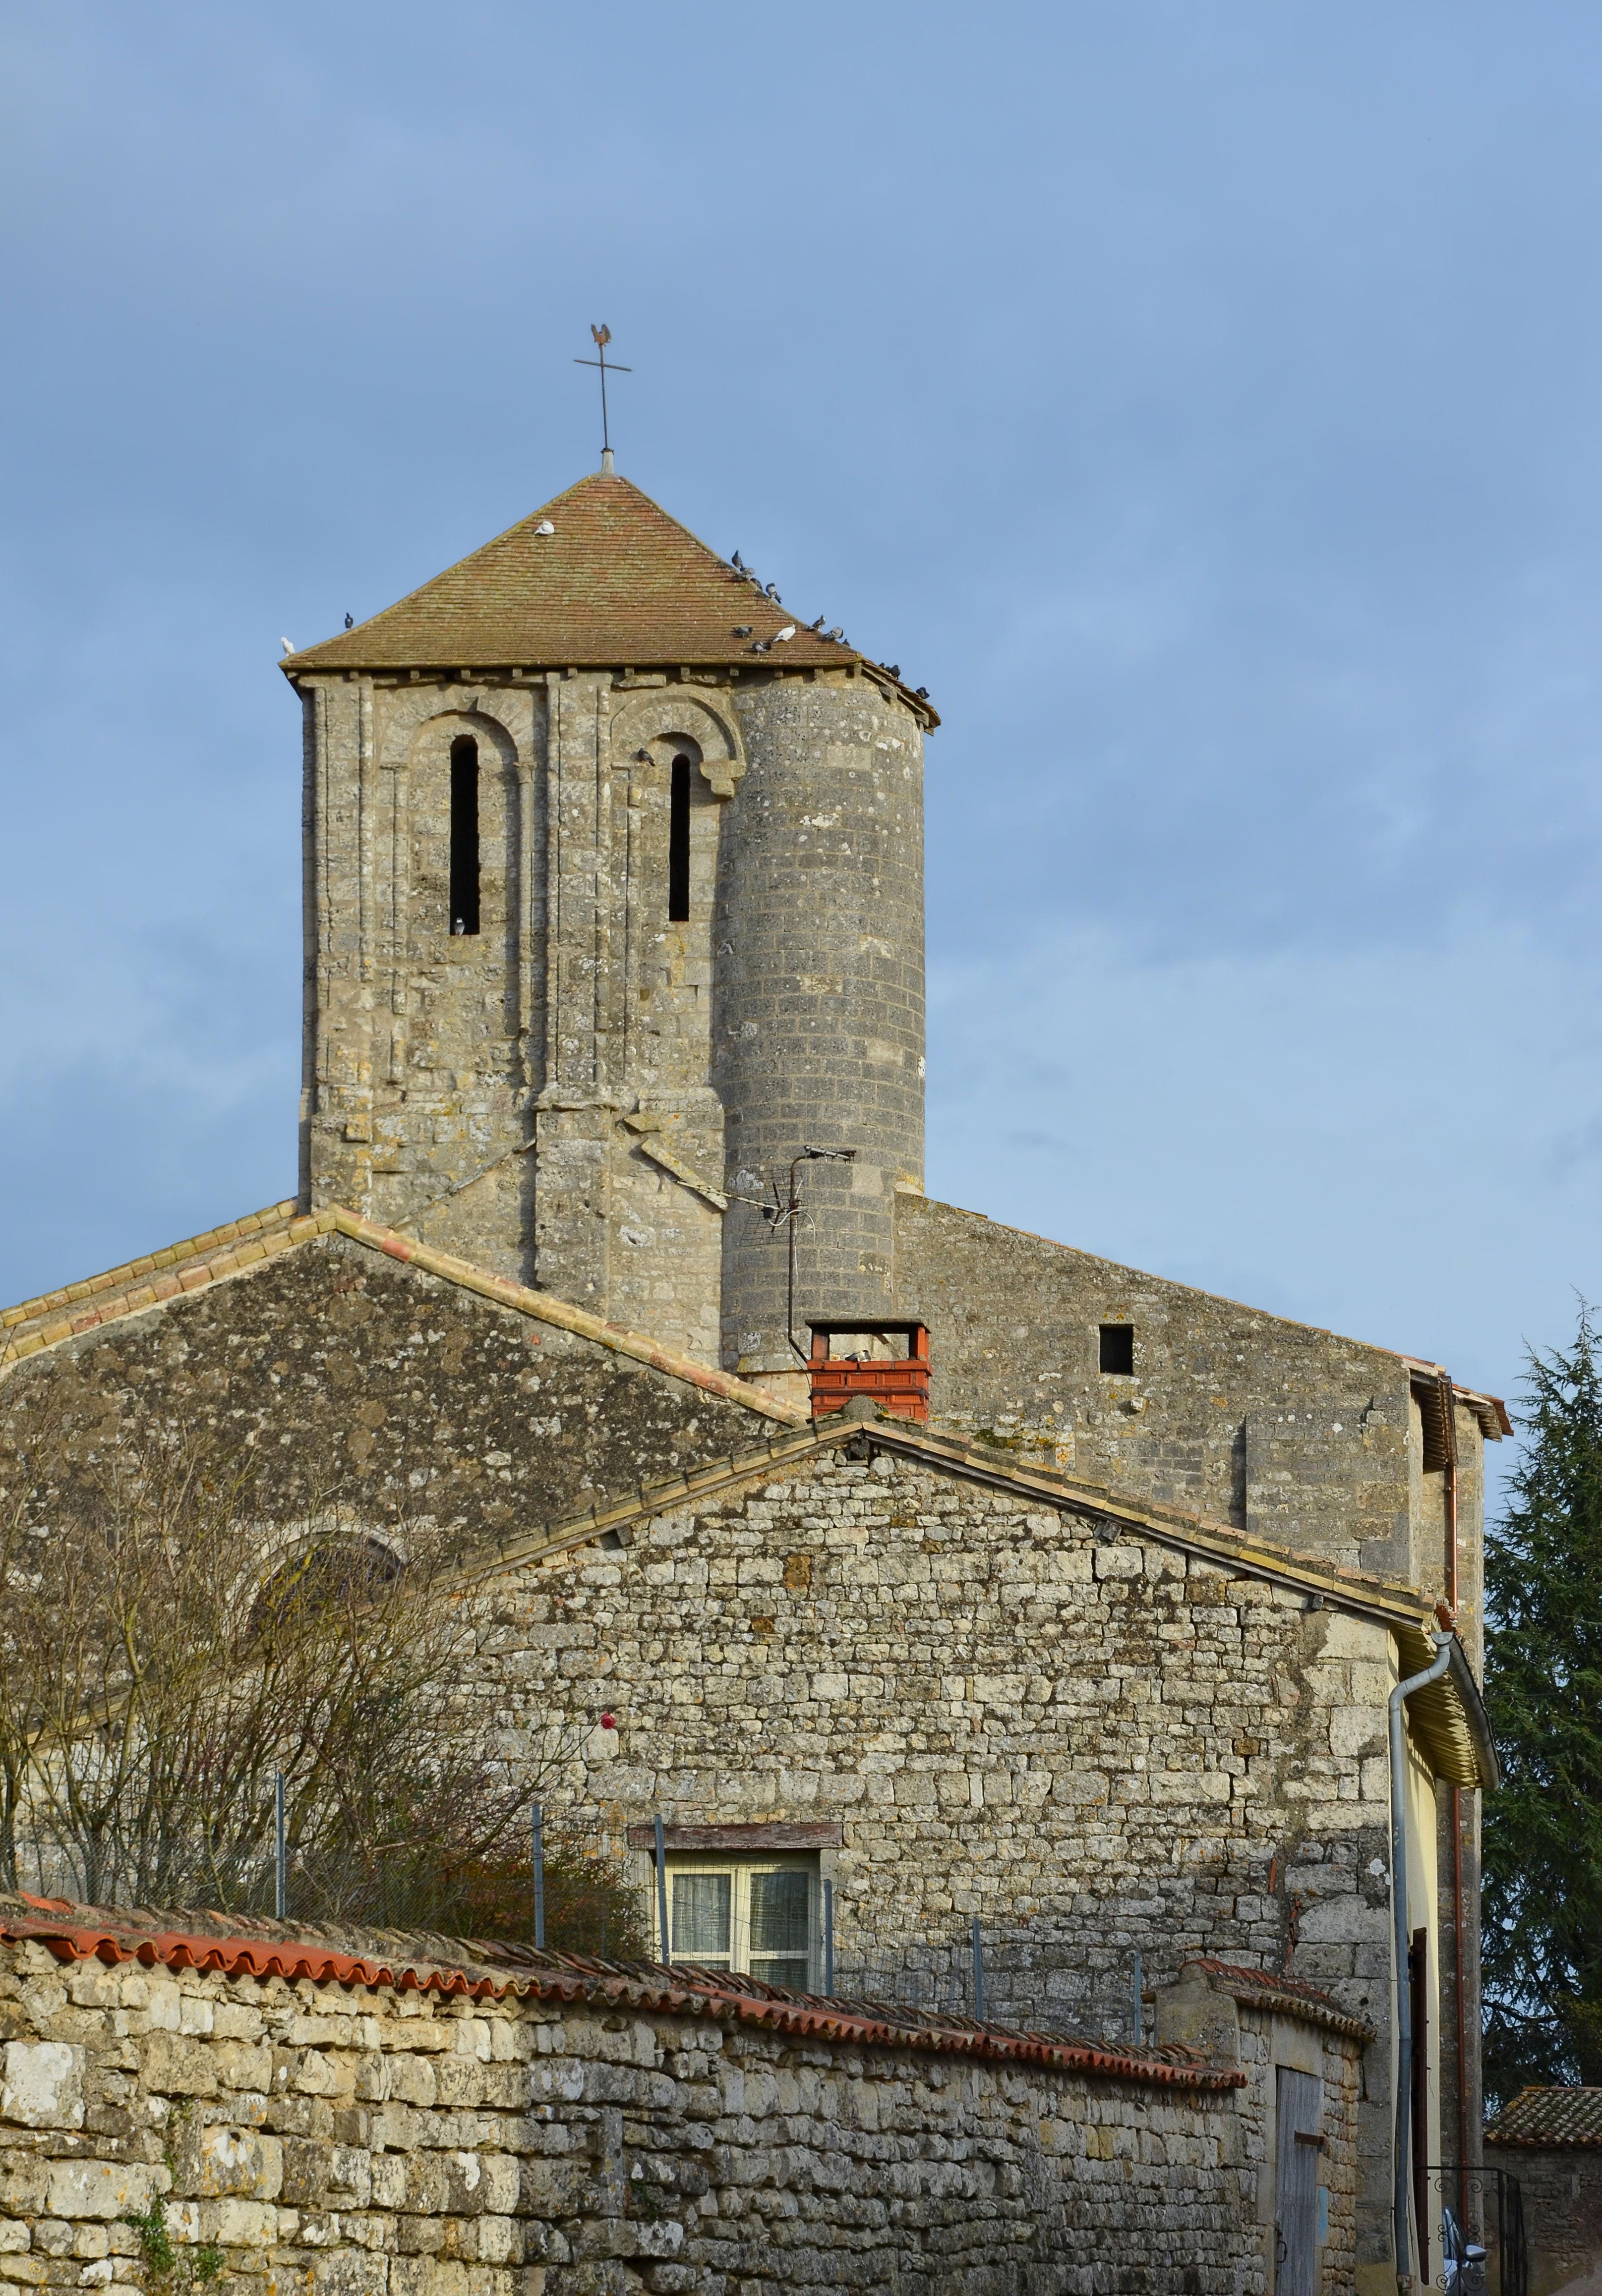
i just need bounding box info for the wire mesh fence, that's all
[827,1924,1152,2040]
[17,1775,1163,2053]
[9,1787,649,1959]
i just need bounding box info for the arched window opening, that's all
[450,736,480,935]
[668,754,691,921]
[250,1535,403,1641]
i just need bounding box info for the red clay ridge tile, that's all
[0,1903,1240,2091]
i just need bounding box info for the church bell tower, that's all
[284,467,931,1396]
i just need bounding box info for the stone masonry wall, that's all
[894,1191,1478,1600]
[0,1236,771,1556]
[298,658,926,1374]
[716,678,925,1382]
[473,1444,1404,2274]
[0,1919,1355,2296]
[303,681,544,1286]
[1483,2140,1602,2296]
[0,1243,1428,2281]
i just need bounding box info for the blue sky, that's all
[3,1,1600,1506]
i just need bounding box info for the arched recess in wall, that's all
[608,691,746,799]
[607,696,742,1097]
[400,707,534,1088]
[250,1531,405,1640]
[406,708,520,941]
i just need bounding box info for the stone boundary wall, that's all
[1483,2135,1602,2296]
[0,1907,1362,2296]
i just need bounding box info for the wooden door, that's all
[1275,2066,1325,2296]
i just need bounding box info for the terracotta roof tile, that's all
[283,472,931,720]
[1485,2087,1602,2146]
[0,1895,1240,2090]
[1180,1956,1375,2042]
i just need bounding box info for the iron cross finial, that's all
[574,324,633,465]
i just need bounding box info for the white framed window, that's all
[660,1852,817,1991]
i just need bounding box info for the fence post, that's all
[654,1814,669,1965]
[823,1879,834,1996]
[532,1802,545,1951]
[274,1771,286,1923]
[971,1913,984,2022]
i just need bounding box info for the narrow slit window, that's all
[1099,1322,1134,1376]
[450,736,480,936]
[668,754,691,921]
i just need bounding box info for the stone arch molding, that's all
[609,691,747,799]
[403,701,520,769]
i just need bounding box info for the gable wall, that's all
[0,1235,766,1548]
[895,1192,1475,1602]
[479,1445,1410,2275]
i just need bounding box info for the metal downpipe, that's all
[1438,1375,1473,2239]
[1392,1629,1455,2290]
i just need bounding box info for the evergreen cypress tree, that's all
[1484,1303,1602,2100]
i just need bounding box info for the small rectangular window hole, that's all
[1099,1323,1134,1376]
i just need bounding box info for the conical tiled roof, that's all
[283,470,870,678]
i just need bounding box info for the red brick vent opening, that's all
[809,1322,930,1424]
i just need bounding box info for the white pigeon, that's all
[280,637,294,655]
[774,625,797,643]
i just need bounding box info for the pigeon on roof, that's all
[280,474,866,677]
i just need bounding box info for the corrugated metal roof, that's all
[1394,1619,1501,1794]
[0,1897,1240,2090]
[1485,2087,1602,2146]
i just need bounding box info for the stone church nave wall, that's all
[0,1235,771,1554]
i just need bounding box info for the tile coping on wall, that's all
[1181,1957,1377,2044]
[1485,2087,1602,2145]
[0,1895,1243,2090]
